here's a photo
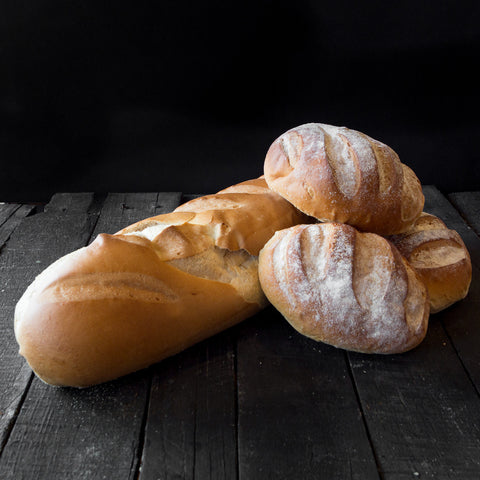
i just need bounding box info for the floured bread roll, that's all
[259,223,430,354]
[388,212,472,313]
[264,123,424,235]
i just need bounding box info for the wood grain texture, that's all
[140,329,237,480]
[0,203,22,226]
[236,307,380,480]
[0,373,151,480]
[0,203,32,237]
[0,204,34,250]
[448,191,480,238]
[0,205,35,248]
[91,192,182,237]
[0,202,35,452]
[349,321,480,479]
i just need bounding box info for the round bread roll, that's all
[258,223,430,354]
[264,123,424,235]
[388,212,472,313]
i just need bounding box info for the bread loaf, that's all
[264,123,424,235]
[14,177,310,387]
[388,212,472,313]
[258,222,430,354]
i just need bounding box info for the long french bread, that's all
[14,177,310,387]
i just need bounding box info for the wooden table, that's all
[0,187,479,479]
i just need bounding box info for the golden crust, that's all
[15,177,309,387]
[119,177,311,258]
[388,212,472,313]
[264,123,424,235]
[15,234,260,387]
[259,223,430,354]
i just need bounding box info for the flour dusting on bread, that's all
[259,223,430,354]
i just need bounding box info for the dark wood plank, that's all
[440,190,480,395]
[156,192,184,215]
[346,187,480,479]
[0,193,96,454]
[91,192,181,237]
[0,203,22,227]
[0,377,150,479]
[448,191,480,238]
[0,202,36,447]
[0,204,35,249]
[0,192,181,480]
[349,322,480,479]
[140,329,237,480]
[236,308,380,480]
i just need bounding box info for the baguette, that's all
[14,177,310,387]
[258,222,430,354]
[264,123,424,235]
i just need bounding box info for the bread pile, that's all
[260,123,471,353]
[14,178,310,387]
[14,123,471,387]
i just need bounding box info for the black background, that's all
[2,1,479,202]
